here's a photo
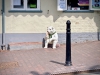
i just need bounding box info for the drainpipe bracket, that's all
[1,44,5,47]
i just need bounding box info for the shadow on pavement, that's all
[30,66,100,75]
[50,60,65,66]
[64,65,100,75]
[89,65,100,70]
[49,61,100,75]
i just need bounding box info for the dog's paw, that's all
[44,47,47,48]
[53,47,56,49]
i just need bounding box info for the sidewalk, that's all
[0,41,100,75]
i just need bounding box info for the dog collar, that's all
[49,32,56,38]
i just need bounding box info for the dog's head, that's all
[47,26,56,34]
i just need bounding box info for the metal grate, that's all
[0,61,19,70]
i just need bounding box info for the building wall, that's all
[3,0,100,45]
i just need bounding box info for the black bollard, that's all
[65,20,72,66]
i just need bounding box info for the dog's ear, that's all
[52,27,54,30]
[52,27,55,32]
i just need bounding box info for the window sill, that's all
[8,10,42,13]
[63,10,94,13]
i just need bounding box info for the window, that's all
[12,0,40,10]
[27,0,37,8]
[57,0,90,11]
[92,0,100,8]
[67,0,89,10]
[13,0,24,9]
[57,0,100,11]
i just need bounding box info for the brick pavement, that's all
[0,41,100,75]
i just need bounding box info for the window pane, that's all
[92,0,100,8]
[27,0,37,8]
[67,0,89,10]
[13,0,24,8]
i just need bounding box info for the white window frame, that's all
[11,0,40,10]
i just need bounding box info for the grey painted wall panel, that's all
[0,32,100,49]
[0,34,2,46]
[5,32,100,44]
[58,32,99,44]
[5,33,46,44]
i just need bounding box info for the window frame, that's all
[11,0,40,10]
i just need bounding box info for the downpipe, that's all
[1,0,6,50]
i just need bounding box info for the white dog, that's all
[44,26,58,49]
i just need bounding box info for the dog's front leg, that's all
[53,41,57,49]
[44,39,49,48]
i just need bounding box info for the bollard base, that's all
[65,61,72,66]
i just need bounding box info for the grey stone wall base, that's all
[8,43,42,51]
[0,32,100,50]
[58,32,100,44]
[0,34,2,46]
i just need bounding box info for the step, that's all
[8,42,43,51]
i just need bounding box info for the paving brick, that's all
[0,41,100,75]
